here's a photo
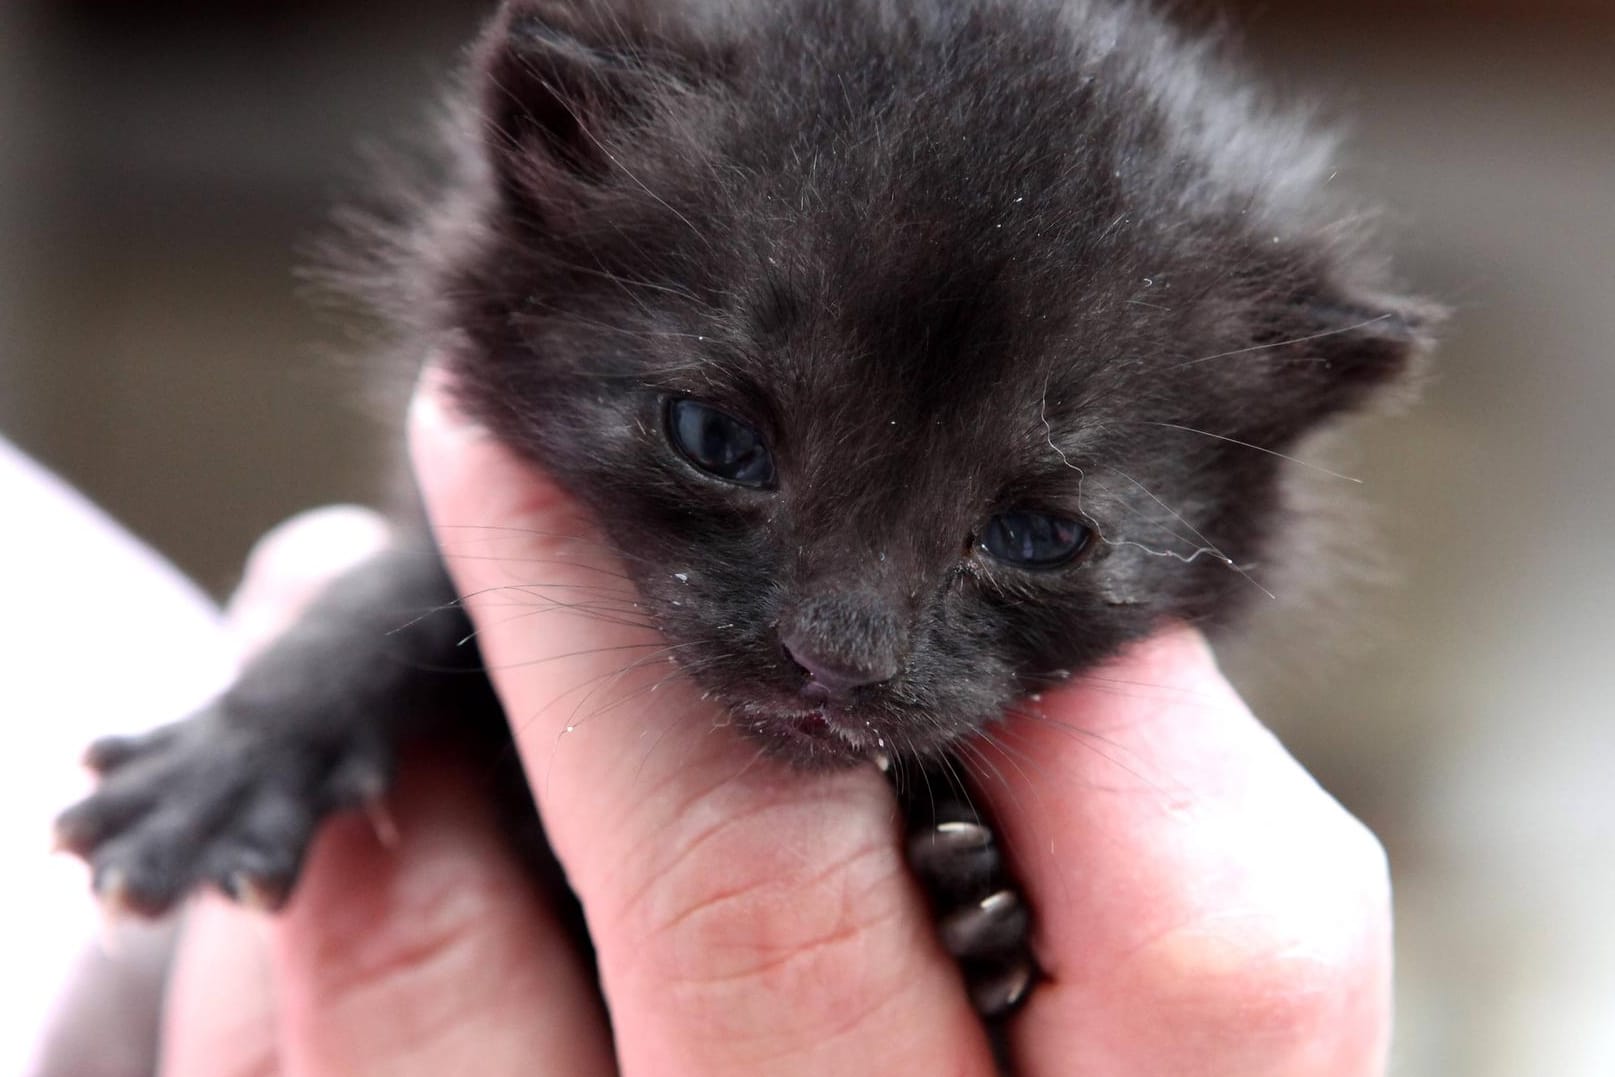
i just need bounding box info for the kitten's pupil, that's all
[667,399,775,488]
[981,511,1089,569]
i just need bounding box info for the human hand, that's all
[159,374,1391,1075]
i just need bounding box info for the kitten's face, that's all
[439,0,1431,767]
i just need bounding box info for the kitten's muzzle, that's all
[782,638,896,701]
[776,590,905,701]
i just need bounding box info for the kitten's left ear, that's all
[473,0,733,208]
[1267,284,1444,429]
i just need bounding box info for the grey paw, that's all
[902,784,1039,1020]
[56,707,391,917]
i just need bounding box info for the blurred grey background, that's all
[3,1,1612,1074]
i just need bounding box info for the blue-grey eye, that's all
[980,511,1090,569]
[666,399,775,488]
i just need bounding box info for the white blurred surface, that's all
[0,438,231,1075]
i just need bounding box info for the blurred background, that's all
[3,1,1612,1073]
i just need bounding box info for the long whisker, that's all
[432,524,660,567]
[467,599,657,637]
[1130,421,1363,484]
[479,639,677,675]
[1166,313,1392,371]
[953,736,1036,832]
[997,706,1171,797]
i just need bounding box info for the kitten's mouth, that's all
[736,699,888,769]
[790,709,834,737]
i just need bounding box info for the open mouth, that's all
[735,698,889,768]
[774,707,863,747]
[789,709,836,738]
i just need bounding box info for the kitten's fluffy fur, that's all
[53,0,1434,1049]
[383,0,1434,763]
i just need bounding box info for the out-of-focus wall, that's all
[0,2,484,594]
[4,3,1613,1075]
[1226,18,1615,1076]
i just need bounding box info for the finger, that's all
[268,754,616,1077]
[161,898,280,1077]
[409,375,996,1076]
[981,628,1392,1076]
[226,505,393,653]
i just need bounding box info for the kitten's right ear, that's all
[474,0,725,206]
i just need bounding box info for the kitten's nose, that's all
[781,637,896,700]
[778,590,905,701]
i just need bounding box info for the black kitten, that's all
[57,0,1435,1032]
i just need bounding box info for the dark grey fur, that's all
[430,0,1435,761]
[56,0,1435,1055]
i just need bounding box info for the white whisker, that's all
[1167,313,1392,370]
[1135,421,1362,483]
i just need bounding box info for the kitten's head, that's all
[428,0,1436,767]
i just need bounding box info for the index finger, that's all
[409,375,997,1076]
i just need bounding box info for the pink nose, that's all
[781,639,895,700]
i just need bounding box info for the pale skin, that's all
[158,372,1393,1076]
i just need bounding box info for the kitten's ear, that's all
[474,0,727,204]
[1264,284,1443,431]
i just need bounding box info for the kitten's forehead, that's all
[734,214,1157,473]
[648,189,1162,525]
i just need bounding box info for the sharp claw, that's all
[228,872,285,912]
[907,820,993,865]
[933,820,992,849]
[52,812,95,856]
[50,821,77,856]
[969,958,1036,1020]
[979,889,1018,914]
[96,867,134,919]
[364,797,400,850]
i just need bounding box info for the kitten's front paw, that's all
[56,706,391,917]
[906,800,1038,1019]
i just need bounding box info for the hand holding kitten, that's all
[158,375,1391,1077]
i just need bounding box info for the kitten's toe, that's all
[54,778,163,857]
[60,704,392,917]
[906,819,998,899]
[939,889,1029,959]
[88,805,217,916]
[200,791,322,911]
[82,724,183,774]
[965,956,1037,1019]
[221,870,294,912]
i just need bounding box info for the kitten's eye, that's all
[666,399,776,488]
[980,511,1090,569]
